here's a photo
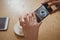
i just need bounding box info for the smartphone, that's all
[0,17,9,30]
[35,3,53,22]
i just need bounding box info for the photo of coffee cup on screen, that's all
[35,3,53,22]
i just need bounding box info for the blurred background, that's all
[0,0,60,40]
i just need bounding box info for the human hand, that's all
[42,0,60,13]
[19,12,42,40]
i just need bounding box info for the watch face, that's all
[35,5,49,22]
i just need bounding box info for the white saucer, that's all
[14,21,24,36]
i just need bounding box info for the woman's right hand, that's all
[43,0,60,13]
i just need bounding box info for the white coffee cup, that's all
[14,21,24,36]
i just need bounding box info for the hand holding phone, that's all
[35,3,53,22]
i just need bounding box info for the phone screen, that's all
[35,3,53,22]
[0,18,6,29]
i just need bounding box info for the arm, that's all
[19,12,42,40]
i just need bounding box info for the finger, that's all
[32,12,37,23]
[20,21,25,27]
[29,15,32,23]
[31,13,35,21]
[41,0,52,4]
[42,0,58,4]
[19,18,25,27]
[24,14,29,24]
[48,2,57,8]
[32,12,36,19]
[27,13,29,22]
[32,12,36,20]
[48,3,55,8]
[46,0,57,3]
[51,8,59,13]
[46,0,53,3]
[19,17,22,24]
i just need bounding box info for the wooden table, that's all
[0,0,60,40]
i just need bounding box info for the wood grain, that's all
[0,0,60,40]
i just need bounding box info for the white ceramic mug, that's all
[14,21,24,36]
